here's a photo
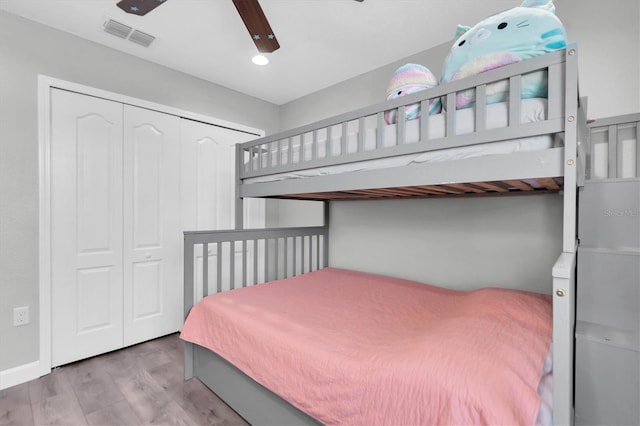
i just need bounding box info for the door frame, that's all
[38,75,264,375]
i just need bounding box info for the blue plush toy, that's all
[441,0,567,109]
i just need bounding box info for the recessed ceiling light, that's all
[252,54,269,66]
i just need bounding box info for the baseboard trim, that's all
[0,361,50,390]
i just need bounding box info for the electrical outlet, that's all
[13,306,29,326]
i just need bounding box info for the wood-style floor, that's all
[0,333,248,425]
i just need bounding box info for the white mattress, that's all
[246,98,557,184]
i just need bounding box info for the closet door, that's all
[51,89,124,366]
[123,106,181,346]
[181,119,265,294]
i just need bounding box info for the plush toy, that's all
[441,0,567,109]
[384,63,441,124]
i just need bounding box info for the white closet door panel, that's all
[180,119,265,231]
[123,105,181,346]
[51,89,124,366]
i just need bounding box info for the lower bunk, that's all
[181,226,572,425]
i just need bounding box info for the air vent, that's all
[128,29,155,48]
[104,19,132,39]
[103,19,156,48]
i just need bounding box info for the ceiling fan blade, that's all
[232,0,280,53]
[116,0,167,16]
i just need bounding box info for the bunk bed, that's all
[181,44,586,426]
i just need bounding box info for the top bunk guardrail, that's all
[586,113,640,180]
[236,44,586,200]
[239,45,577,179]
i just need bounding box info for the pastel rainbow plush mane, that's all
[441,0,567,109]
[384,63,441,124]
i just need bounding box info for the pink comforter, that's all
[181,268,552,425]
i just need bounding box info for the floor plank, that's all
[167,378,249,426]
[0,333,248,426]
[84,400,141,426]
[31,391,87,426]
[0,383,34,426]
[27,369,73,404]
[113,369,174,423]
[65,359,123,415]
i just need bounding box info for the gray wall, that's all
[329,195,562,293]
[276,0,640,289]
[280,42,451,130]
[0,11,280,373]
[281,0,640,129]
[556,0,640,120]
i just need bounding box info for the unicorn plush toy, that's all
[384,63,441,124]
[441,0,567,109]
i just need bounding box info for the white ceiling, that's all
[0,0,516,105]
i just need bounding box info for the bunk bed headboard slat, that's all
[419,100,431,140]
[376,112,385,149]
[396,107,406,144]
[607,125,618,179]
[202,243,209,297]
[475,85,487,132]
[508,75,522,127]
[445,93,456,136]
[547,63,564,120]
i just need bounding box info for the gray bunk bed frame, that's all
[183,45,585,426]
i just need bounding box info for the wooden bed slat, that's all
[471,181,510,193]
[442,183,487,194]
[503,179,535,191]
[538,177,561,190]
[278,176,563,201]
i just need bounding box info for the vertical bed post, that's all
[183,232,195,380]
[562,45,579,254]
[553,44,580,426]
[323,201,330,268]
[235,142,244,230]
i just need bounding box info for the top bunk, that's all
[237,45,586,201]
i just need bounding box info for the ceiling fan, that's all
[116,0,280,53]
[116,0,364,54]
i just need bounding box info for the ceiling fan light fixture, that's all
[252,54,269,66]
